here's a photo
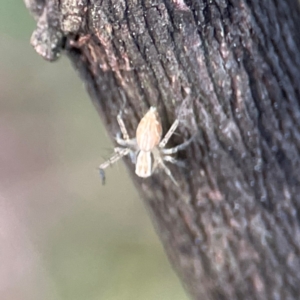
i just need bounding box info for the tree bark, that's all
[24,0,300,299]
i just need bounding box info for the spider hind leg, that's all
[98,147,130,185]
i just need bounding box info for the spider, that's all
[99,106,192,185]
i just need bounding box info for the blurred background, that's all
[0,2,188,300]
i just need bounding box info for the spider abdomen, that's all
[135,151,152,178]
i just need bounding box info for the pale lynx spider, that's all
[99,106,191,185]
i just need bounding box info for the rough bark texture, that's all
[24,0,300,299]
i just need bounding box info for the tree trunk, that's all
[24,0,300,299]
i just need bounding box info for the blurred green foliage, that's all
[0,2,188,300]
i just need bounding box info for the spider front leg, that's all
[117,112,130,141]
[159,119,179,148]
[99,147,130,185]
[115,112,137,148]
[115,133,137,148]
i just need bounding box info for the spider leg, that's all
[117,112,130,141]
[161,136,194,155]
[115,112,137,149]
[159,119,179,148]
[151,148,179,185]
[158,159,179,186]
[152,154,159,172]
[115,133,137,148]
[99,147,130,185]
[129,150,138,164]
[163,155,186,168]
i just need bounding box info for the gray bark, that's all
[24,0,300,299]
